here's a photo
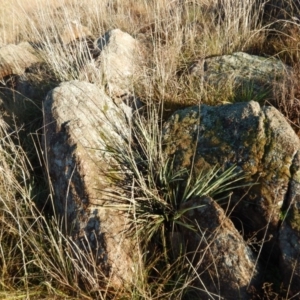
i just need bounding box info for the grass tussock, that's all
[0,0,300,299]
[104,100,252,299]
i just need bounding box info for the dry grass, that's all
[0,0,265,82]
[0,121,115,299]
[0,0,300,299]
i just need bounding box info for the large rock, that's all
[178,196,260,299]
[80,29,145,103]
[0,42,41,79]
[189,52,293,102]
[163,101,300,290]
[43,80,136,287]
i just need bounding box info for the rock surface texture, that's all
[80,29,144,108]
[43,80,135,287]
[0,42,41,79]
[163,100,300,294]
[0,42,54,123]
[279,149,300,297]
[179,196,260,299]
[189,52,293,102]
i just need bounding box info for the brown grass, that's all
[0,0,300,299]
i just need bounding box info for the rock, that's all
[178,196,260,299]
[279,150,300,296]
[0,42,42,79]
[189,52,293,102]
[79,29,145,105]
[0,62,58,125]
[0,43,52,125]
[43,80,136,287]
[163,101,300,283]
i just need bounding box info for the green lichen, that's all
[163,102,298,234]
[103,103,109,113]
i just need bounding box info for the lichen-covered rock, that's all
[279,150,300,296]
[189,52,293,102]
[43,80,136,287]
[179,196,260,299]
[163,101,300,275]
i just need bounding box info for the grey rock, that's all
[43,80,136,287]
[0,42,41,79]
[189,52,293,102]
[178,196,260,299]
[163,100,300,292]
[79,29,145,109]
